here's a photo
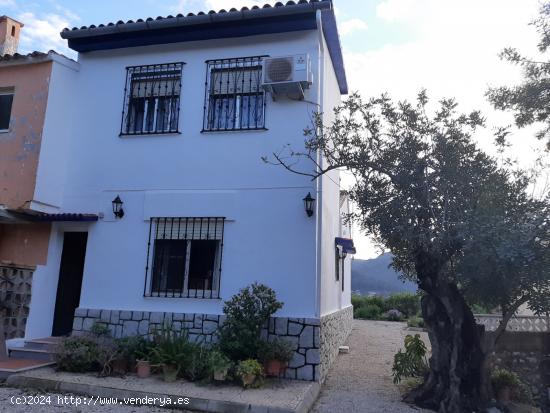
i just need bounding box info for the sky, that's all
[3,0,547,259]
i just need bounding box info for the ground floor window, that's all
[145,217,225,298]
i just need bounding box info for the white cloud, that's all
[343,0,547,258]
[339,18,368,36]
[171,0,266,14]
[16,12,75,56]
[0,0,16,7]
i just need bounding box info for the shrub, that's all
[182,344,211,381]
[116,336,152,365]
[491,368,533,404]
[218,283,283,361]
[56,336,101,373]
[407,316,425,328]
[257,338,294,363]
[362,295,387,311]
[207,350,233,376]
[89,322,111,337]
[150,323,195,373]
[392,334,428,384]
[354,304,382,319]
[384,309,405,322]
[385,293,420,318]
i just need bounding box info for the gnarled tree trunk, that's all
[404,255,486,413]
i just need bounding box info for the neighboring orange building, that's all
[0,17,83,340]
[0,18,80,268]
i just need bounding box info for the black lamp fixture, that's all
[303,192,315,217]
[112,195,124,219]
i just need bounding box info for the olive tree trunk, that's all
[404,256,487,413]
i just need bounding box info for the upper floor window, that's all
[0,88,14,132]
[202,56,266,132]
[144,217,225,299]
[120,63,184,136]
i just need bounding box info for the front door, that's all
[52,232,88,336]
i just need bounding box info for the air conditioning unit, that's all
[261,54,312,100]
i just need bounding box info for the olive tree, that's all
[265,91,550,412]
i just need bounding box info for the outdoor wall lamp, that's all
[303,192,316,217]
[112,195,124,219]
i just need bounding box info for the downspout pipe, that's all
[315,9,324,319]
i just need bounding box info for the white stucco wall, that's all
[24,27,347,339]
[33,58,80,210]
[50,31,331,323]
[318,31,351,316]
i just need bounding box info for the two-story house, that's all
[13,0,355,382]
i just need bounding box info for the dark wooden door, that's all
[52,232,88,336]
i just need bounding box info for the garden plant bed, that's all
[6,367,320,413]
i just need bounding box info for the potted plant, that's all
[150,323,192,382]
[235,359,263,388]
[117,336,152,373]
[135,349,152,378]
[491,368,521,402]
[258,338,294,377]
[208,350,233,382]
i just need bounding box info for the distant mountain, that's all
[351,253,417,297]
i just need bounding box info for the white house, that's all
[21,0,354,382]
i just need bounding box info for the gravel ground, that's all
[311,319,431,413]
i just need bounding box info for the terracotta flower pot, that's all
[213,368,228,381]
[497,386,512,403]
[264,360,288,377]
[111,358,128,375]
[136,360,151,378]
[241,373,256,387]
[162,364,179,382]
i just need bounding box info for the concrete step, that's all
[0,359,55,380]
[9,348,56,362]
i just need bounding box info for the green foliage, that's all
[392,334,428,384]
[385,293,420,318]
[383,309,405,322]
[207,350,233,374]
[487,3,550,146]
[55,336,101,373]
[352,293,421,320]
[491,368,534,404]
[149,324,195,370]
[407,316,425,328]
[354,304,382,320]
[116,336,152,365]
[182,344,211,382]
[257,338,294,363]
[89,322,111,337]
[235,359,264,388]
[218,283,283,361]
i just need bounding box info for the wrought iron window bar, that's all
[202,56,267,132]
[120,62,184,136]
[144,217,225,299]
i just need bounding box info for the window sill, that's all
[144,293,221,300]
[201,127,268,133]
[0,129,9,134]
[119,131,181,137]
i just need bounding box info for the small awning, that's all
[0,209,98,223]
[335,237,356,254]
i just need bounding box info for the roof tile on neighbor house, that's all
[59,0,347,94]
[0,50,77,66]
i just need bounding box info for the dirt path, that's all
[311,319,430,413]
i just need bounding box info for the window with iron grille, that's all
[120,63,184,135]
[144,217,225,298]
[202,56,266,132]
